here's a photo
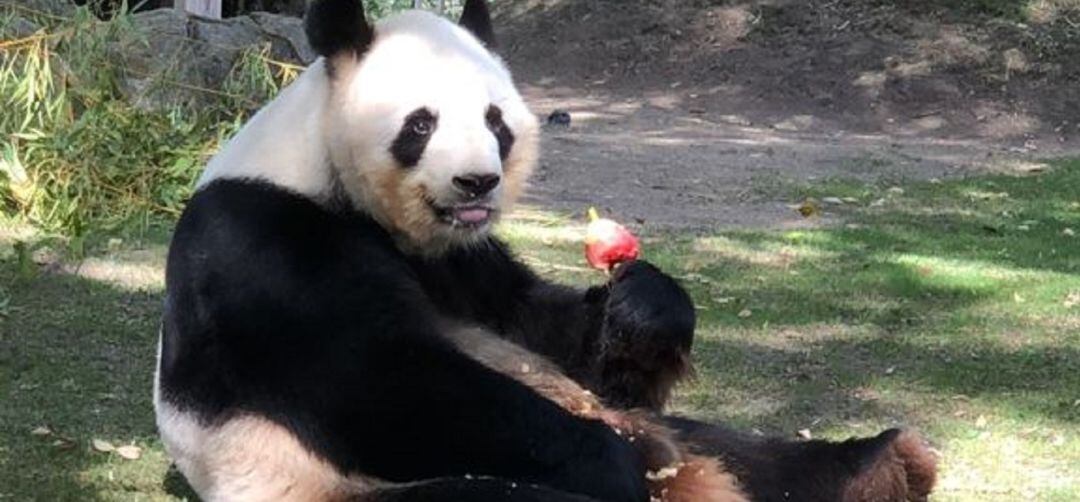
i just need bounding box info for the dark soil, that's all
[492,0,1080,229]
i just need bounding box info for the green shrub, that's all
[0,4,292,246]
[0,1,479,246]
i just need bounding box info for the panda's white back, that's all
[196,58,334,198]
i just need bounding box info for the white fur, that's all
[198,10,536,218]
[321,10,539,250]
[197,59,334,199]
[328,11,529,205]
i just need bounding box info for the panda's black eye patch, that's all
[391,108,438,168]
[486,105,515,161]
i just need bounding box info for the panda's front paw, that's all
[604,260,696,360]
[597,260,695,410]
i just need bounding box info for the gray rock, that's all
[16,0,76,17]
[1,16,41,38]
[250,11,315,64]
[245,0,306,18]
[188,14,266,88]
[114,8,312,110]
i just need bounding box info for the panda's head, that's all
[306,0,538,254]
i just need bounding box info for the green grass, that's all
[2,161,1079,500]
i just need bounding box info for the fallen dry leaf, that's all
[115,445,142,460]
[738,308,753,318]
[30,426,52,437]
[797,429,813,440]
[51,437,77,450]
[796,199,820,218]
[92,438,115,452]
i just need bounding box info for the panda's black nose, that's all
[453,173,501,197]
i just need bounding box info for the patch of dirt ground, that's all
[493,0,1080,230]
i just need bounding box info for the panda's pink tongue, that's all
[454,207,490,224]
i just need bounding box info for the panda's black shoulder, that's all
[171,178,392,256]
[161,178,431,413]
[406,236,539,324]
[167,178,413,290]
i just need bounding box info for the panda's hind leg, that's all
[666,417,938,502]
[156,404,370,502]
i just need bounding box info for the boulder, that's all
[114,8,313,109]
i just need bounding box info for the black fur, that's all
[363,477,598,501]
[460,0,496,48]
[486,105,515,161]
[305,0,374,59]
[595,261,695,410]
[664,418,921,502]
[161,179,663,501]
[390,108,438,168]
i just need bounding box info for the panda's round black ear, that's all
[305,0,374,59]
[460,0,496,48]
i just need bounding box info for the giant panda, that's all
[154,1,938,500]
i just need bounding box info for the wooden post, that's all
[175,0,221,19]
[413,0,422,8]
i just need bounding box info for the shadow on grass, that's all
[691,255,993,329]
[662,162,1080,436]
[686,335,1079,430]
[0,253,197,500]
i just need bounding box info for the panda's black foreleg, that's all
[432,239,695,411]
[501,257,695,411]
[327,331,650,502]
[590,260,696,410]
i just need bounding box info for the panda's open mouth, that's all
[431,203,496,228]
